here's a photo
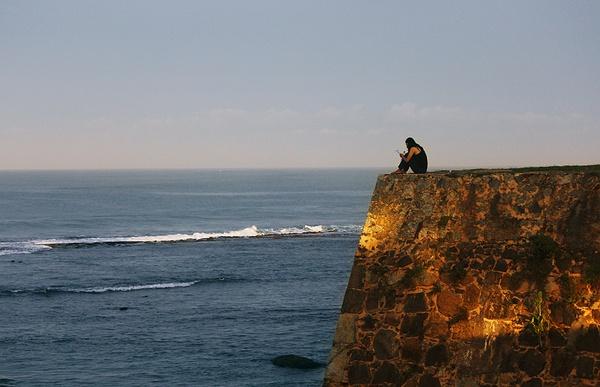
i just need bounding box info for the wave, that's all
[0,224,361,256]
[0,242,52,257]
[1,277,238,296]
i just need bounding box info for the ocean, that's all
[0,169,379,386]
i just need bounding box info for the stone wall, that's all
[323,170,600,386]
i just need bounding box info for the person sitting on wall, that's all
[392,137,428,174]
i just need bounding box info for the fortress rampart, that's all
[324,168,600,386]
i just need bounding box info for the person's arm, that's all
[401,147,418,162]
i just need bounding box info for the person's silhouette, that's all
[393,137,428,174]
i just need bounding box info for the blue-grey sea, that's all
[0,169,379,386]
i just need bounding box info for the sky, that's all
[1,0,599,169]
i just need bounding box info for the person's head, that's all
[405,137,417,149]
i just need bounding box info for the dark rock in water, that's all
[0,376,16,385]
[271,355,324,369]
[118,307,129,311]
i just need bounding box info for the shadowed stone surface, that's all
[323,170,600,386]
[404,292,427,313]
[518,328,539,347]
[347,363,370,384]
[401,337,422,363]
[418,374,441,387]
[548,327,566,347]
[575,356,594,378]
[373,329,400,359]
[372,362,402,384]
[549,349,575,377]
[400,313,427,337]
[574,324,600,353]
[521,379,542,387]
[341,289,365,313]
[348,348,372,362]
[424,343,448,366]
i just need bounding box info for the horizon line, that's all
[1,163,597,173]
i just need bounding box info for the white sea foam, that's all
[0,242,52,256]
[69,281,199,293]
[277,225,325,234]
[4,279,229,296]
[0,224,361,256]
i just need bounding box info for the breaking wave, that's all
[0,242,52,256]
[0,224,361,256]
[1,277,241,296]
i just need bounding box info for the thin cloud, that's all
[1,104,598,169]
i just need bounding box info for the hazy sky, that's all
[1,0,599,169]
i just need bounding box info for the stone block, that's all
[400,313,428,337]
[482,288,513,319]
[416,270,438,287]
[347,264,365,289]
[347,362,371,384]
[397,254,413,267]
[518,349,546,376]
[341,288,365,313]
[575,355,594,379]
[349,347,373,362]
[401,337,422,363]
[463,283,481,310]
[384,311,402,326]
[494,259,508,272]
[333,313,356,345]
[418,373,441,387]
[437,289,462,317]
[372,361,402,384]
[574,324,600,353]
[549,349,575,377]
[496,373,518,385]
[483,271,502,286]
[373,329,400,360]
[481,257,495,270]
[358,314,377,331]
[425,343,449,366]
[385,268,405,286]
[498,348,519,373]
[383,287,397,309]
[456,376,480,387]
[365,288,380,311]
[550,301,578,325]
[518,327,540,347]
[450,318,486,341]
[548,327,567,347]
[324,347,349,384]
[404,292,428,313]
[425,312,449,337]
[520,378,542,387]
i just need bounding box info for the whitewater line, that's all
[0,224,362,256]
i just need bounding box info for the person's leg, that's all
[409,163,426,174]
[398,159,410,172]
[390,159,410,174]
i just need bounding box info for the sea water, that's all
[0,169,379,386]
